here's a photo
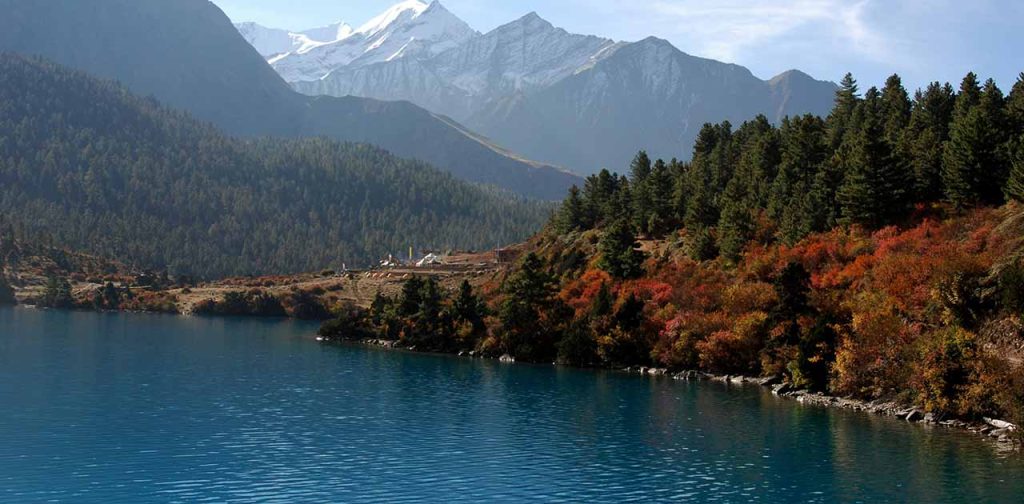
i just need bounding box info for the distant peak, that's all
[769,69,832,86]
[773,69,809,79]
[507,11,554,30]
[356,0,430,36]
[638,35,671,46]
[423,0,448,13]
[627,36,681,54]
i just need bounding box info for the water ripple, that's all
[0,307,1022,503]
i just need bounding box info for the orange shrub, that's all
[697,312,769,374]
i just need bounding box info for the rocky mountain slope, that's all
[254,1,837,174]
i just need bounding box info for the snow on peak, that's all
[301,22,355,44]
[356,0,429,37]
[235,21,353,58]
[268,0,477,82]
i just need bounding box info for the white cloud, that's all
[608,0,891,65]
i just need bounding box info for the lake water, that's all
[1,307,1021,503]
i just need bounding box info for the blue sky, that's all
[213,0,1023,92]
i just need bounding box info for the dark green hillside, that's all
[0,54,548,278]
[0,0,579,199]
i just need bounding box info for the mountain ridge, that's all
[254,2,837,174]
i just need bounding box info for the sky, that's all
[213,0,1024,92]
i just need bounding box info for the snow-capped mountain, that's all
[292,11,622,127]
[430,13,620,101]
[234,21,353,58]
[270,0,477,83]
[238,1,836,174]
[473,37,837,173]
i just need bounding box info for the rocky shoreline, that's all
[628,367,1020,452]
[335,338,1021,452]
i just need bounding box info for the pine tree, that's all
[943,75,1007,208]
[598,219,645,279]
[629,151,652,183]
[770,115,828,243]
[645,159,675,236]
[413,277,445,345]
[684,179,717,231]
[943,74,983,209]
[609,175,634,227]
[838,88,908,228]
[737,118,781,208]
[398,276,425,317]
[953,73,983,116]
[978,78,1010,203]
[557,185,586,234]
[880,74,912,148]
[1007,73,1024,134]
[906,82,955,201]
[671,161,692,222]
[453,280,485,329]
[582,169,618,226]
[498,252,557,360]
[828,73,861,150]
[717,177,753,262]
[1008,137,1024,203]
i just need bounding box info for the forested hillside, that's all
[0,0,579,199]
[323,71,1024,427]
[0,54,549,278]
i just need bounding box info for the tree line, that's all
[558,71,1024,266]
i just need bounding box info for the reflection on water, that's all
[0,307,1020,503]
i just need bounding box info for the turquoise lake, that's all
[0,306,1021,503]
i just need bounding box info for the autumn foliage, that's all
[528,204,1024,422]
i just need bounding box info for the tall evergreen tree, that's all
[978,78,1010,202]
[770,115,829,243]
[598,219,645,279]
[412,277,446,346]
[1008,137,1024,203]
[671,160,692,223]
[736,117,782,208]
[629,151,653,183]
[643,159,675,236]
[906,82,956,201]
[943,74,1007,208]
[398,276,426,317]
[880,74,912,148]
[556,185,587,234]
[684,177,718,231]
[1007,73,1024,135]
[839,87,905,227]
[838,88,908,228]
[582,169,619,226]
[453,280,485,330]
[498,252,558,360]
[828,73,862,150]
[717,178,753,262]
